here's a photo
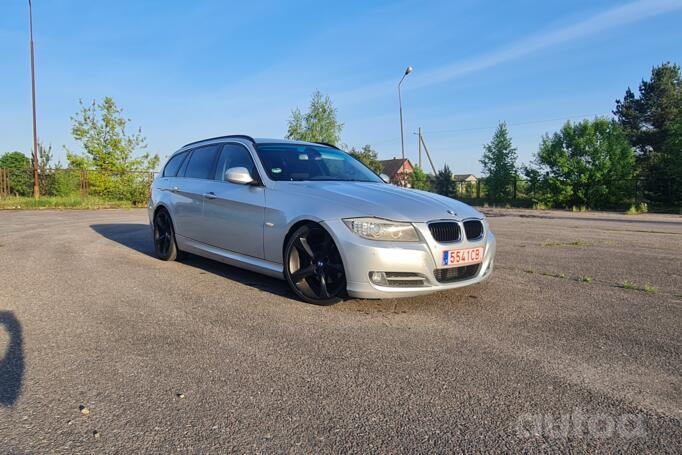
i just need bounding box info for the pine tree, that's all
[614,62,682,204]
[435,164,454,197]
[480,122,517,201]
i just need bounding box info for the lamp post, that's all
[398,65,412,185]
[28,0,40,198]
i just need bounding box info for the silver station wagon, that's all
[149,135,496,304]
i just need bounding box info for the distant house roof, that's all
[453,174,477,182]
[378,158,413,178]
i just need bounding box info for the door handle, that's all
[203,192,217,200]
[170,186,180,193]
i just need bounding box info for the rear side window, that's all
[215,143,257,181]
[162,151,187,177]
[184,145,220,179]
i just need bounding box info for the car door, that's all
[171,144,220,241]
[200,142,265,258]
[157,148,189,207]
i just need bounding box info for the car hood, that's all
[278,181,483,222]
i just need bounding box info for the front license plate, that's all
[442,247,484,267]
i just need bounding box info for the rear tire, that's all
[284,224,346,305]
[153,208,181,261]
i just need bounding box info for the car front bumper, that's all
[322,219,496,299]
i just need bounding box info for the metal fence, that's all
[451,177,680,212]
[0,168,157,205]
[0,168,10,196]
[2,167,679,213]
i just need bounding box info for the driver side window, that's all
[215,143,257,181]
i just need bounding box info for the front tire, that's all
[284,224,346,305]
[153,208,181,261]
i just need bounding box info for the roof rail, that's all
[182,134,256,148]
[313,141,342,150]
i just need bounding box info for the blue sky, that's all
[1,0,681,174]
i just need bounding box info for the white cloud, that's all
[337,0,682,103]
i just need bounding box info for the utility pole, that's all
[419,133,437,176]
[28,0,40,199]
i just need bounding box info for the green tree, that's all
[614,62,681,204]
[0,151,32,196]
[66,97,159,172]
[34,141,55,173]
[349,144,383,174]
[661,99,682,205]
[32,142,58,196]
[532,118,636,209]
[521,164,546,205]
[66,97,158,204]
[410,165,432,191]
[0,151,30,169]
[434,164,455,197]
[286,91,343,145]
[480,122,518,201]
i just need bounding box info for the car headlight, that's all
[343,217,419,241]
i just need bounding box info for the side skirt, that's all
[176,235,284,279]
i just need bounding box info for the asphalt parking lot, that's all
[1,208,681,453]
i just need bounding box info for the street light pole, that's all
[398,65,412,186]
[418,126,422,169]
[28,0,40,199]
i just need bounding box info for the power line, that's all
[368,112,613,146]
[424,112,613,135]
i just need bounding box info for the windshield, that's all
[256,143,383,183]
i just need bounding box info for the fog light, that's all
[369,271,388,286]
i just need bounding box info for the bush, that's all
[39,172,57,197]
[6,168,33,197]
[86,172,152,205]
[54,169,82,197]
[626,202,649,215]
[532,202,550,210]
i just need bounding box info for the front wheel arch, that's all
[282,219,320,263]
[283,222,347,305]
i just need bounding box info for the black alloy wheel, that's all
[153,209,180,261]
[284,224,346,305]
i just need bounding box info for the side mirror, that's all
[225,167,254,185]
[380,173,391,183]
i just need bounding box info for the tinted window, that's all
[256,144,382,182]
[184,145,220,179]
[215,143,257,181]
[177,150,191,176]
[162,151,187,177]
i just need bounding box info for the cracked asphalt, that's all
[0,208,681,453]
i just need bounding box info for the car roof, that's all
[253,137,311,145]
[179,135,338,150]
